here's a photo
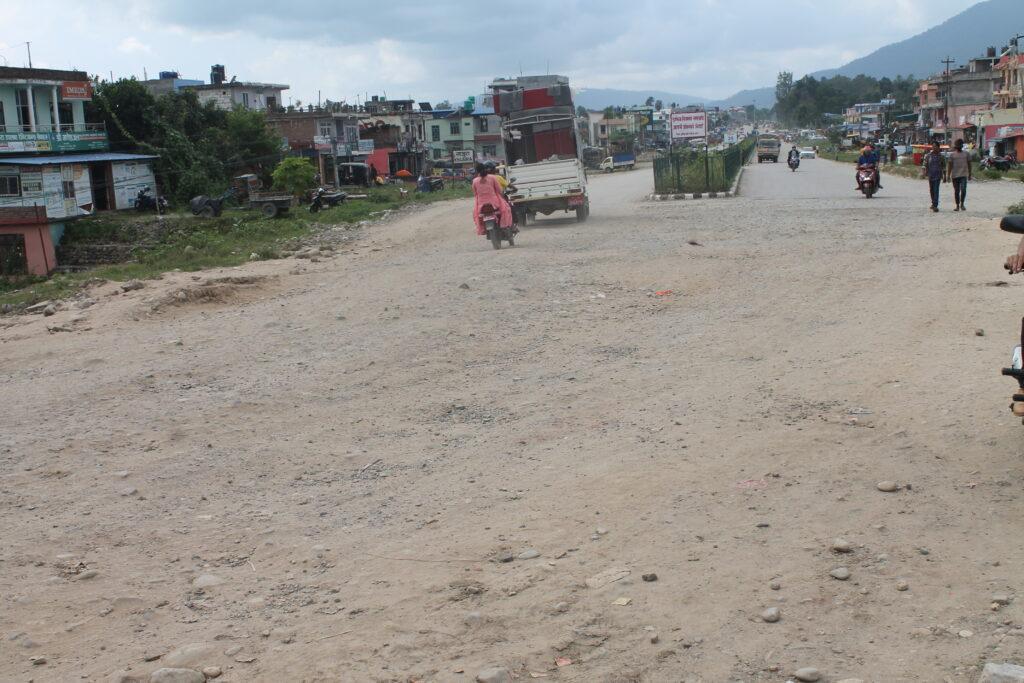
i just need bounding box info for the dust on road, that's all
[3,159,1024,682]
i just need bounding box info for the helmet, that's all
[484,160,497,171]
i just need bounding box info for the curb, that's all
[648,164,748,202]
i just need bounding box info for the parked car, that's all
[799,148,816,159]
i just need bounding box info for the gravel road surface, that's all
[3,158,1024,682]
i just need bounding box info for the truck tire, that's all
[200,205,215,218]
[575,203,589,223]
[262,203,279,219]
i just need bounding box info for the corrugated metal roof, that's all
[0,152,159,165]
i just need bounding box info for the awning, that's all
[985,124,1024,140]
[0,152,158,166]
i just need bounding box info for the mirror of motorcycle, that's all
[1000,215,1024,234]
[509,177,517,183]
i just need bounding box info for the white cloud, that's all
[117,37,151,54]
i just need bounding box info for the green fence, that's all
[653,136,755,194]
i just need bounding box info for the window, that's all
[449,121,459,135]
[482,145,496,157]
[479,117,488,132]
[433,148,444,159]
[267,96,277,111]
[62,180,75,199]
[318,121,333,138]
[15,89,32,131]
[58,102,73,130]
[431,125,440,142]
[241,92,250,108]
[0,173,20,196]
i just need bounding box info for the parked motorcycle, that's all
[416,175,445,192]
[856,164,879,198]
[190,187,236,218]
[1000,214,1024,419]
[135,186,169,214]
[982,155,1017,172]
[308,187,347,213]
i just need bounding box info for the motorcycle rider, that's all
[471,162,513,237]
[787,146,801,165]
[855,144,882,190]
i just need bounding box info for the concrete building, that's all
[139,70,204,97]
[0,205,54,276]
[185,65,288,112]
[266,109,362,184]
[0,67,106,154]
[916,51,1001,142]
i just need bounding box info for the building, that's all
[185,65,288,112]
[139,70,204,97]
[916,50,1002,143]
[358,97,428,176]
[0,206,54,276]
[470,95,504,164]
[0,67,159,274]
[266,109,361,184]
[981,41,1024,158]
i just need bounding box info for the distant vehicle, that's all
[799,148,816,159]
[599,153,636,172]
[190,187,237,218]
[757,136,781,163]
[581,146,606,170]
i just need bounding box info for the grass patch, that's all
[1,183,472,311]
[1009,200,1024,215]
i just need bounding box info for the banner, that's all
[670,111,707,140]
[61,81,93,100]
[452,149,474,163]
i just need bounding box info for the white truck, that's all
[599,153,636,172]
[493,77,590,223]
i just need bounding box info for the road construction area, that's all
[4,158,1024,682]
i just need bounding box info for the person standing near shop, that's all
[946,139,973,212]
[921,141,945,212]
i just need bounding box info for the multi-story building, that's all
[266,109,362,184]
[358,97,428,176]
[916,50,1001,143]
[0,67,158,275]
[138,70,204,97]
[471,95,504,164]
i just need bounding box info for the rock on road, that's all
[3,157,1024,682]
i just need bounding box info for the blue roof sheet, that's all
[0,152,158,165]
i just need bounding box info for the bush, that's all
[984,168,1003,180]
[272,157,317,196]
[1008,200,1024,215]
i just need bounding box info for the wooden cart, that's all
[248,191,294,219]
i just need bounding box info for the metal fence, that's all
[653,137,755,194]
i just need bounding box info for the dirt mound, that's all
[146,275,270,313]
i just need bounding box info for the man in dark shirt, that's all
[856,145,883,189]
[920,141,945,212]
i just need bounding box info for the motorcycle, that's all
[416,175,445,192]
[788,155,800,172]
[190,187,237,218]
[135,186,169,214]
[308,187,347,213]
[1000,214,1024,419]
[856,164,879,198]
[982,155,1017,172]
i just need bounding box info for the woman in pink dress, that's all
[471,163,513,236]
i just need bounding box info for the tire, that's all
[262,203,279,219]
[309,203,320,214]
[866,187,875,198]
[490,230,501,250]
[200,206,215,218]
[575,203,589,223]
[507,232,515,247]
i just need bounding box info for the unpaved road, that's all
[4,159,1024,683]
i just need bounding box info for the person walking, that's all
[946,139,973,211]
[921,141,945,212]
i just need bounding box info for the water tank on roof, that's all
[158,71,179,80]
[987,47,997,58]
[211,64,225,85]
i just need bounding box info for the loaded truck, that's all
[756,135,781,163]
[492,75,590,223]
[599,153,636,172]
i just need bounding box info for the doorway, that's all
[88,162,113,211]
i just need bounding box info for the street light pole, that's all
[941,56,955,143]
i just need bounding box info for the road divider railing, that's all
[652,136,755,197]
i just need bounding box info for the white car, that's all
[799,148,816,159]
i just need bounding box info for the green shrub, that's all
[272,157,317,196]
[984,169,1003,180]
[1008,200,1024,215]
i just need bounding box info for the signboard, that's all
[335,143,351,156]
[61,81,93,100]
[357,139,374,153]
[986,124,1024,140]
[0,130,107,153]
[670,111,707,140]
[313,135,332,151]
[452,149,474,163]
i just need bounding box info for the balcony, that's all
[0,122,108,154]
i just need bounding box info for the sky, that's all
[3,0,977,105]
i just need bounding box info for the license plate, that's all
[568,195,584,207]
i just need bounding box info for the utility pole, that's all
[941,56,955,142]
[25,41,32,68]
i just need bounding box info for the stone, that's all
[837,679,865,683]
[120,487,138,497]
[517,549,540,560]
[876,481,899,492]
[596,527,609,536]
[959,629,974,638]
[977,328,987,337]
[43,304,57,316]
[191,574,224,589]
[149,669,205,683]
[496,552,514,563]
[642,573,658,582]
[761,607,781,623]
[770,580,782,590]
[78,569,99,580]
[896,579,909,592]
[121,280,145,292]
[222,646,241,657]
[830,567,851,581]
[234,654,257,663]
[161,642,218,668]
[464,611,484,626]
[994,594,1013,606]
[832,538,853,553]
[201,666,222,679]
[794,667,821,682]
[980,662,1024,682]
[459,283,471,290]
[475,667,511,683]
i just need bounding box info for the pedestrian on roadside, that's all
[946,139,973,212]
[921,141,945,212]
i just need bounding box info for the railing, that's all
[653,137,755,194]
[0,122,106,134]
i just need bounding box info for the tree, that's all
[576,105,588,118]
[435,99,453,110]
[775,71,794,103]
[272,157,316,196]
[654,99,663,111]
[603,106,616,119]
[645,96,655,107]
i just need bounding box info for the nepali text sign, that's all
[61,81,93,100]
[670,111,707,140]
[0,130,107,153]
[452,149,474,164]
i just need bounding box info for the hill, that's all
[573,88,707,111]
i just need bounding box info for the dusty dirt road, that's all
[4,159,1024,683]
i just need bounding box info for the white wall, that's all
[112,161,156,210]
